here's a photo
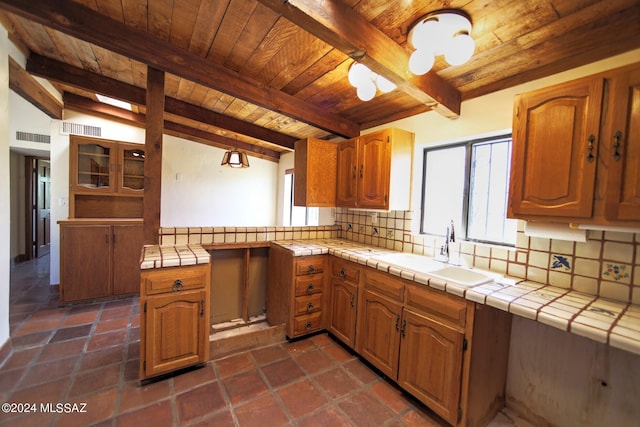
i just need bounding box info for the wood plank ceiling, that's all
[1,0,639,162]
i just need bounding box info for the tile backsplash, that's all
[334,208,639,305]
[158,211,638,305]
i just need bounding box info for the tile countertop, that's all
[139,244,211,269]
[272,238,640,356]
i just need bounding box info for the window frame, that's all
[420,134,514,246]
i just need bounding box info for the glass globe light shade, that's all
[348,62,372,87]
[409,18,440,51]
[408,49,435,75]
[375,74,396,93]
[356,79,377,101]
[444,32,475,66]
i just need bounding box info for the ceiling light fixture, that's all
[348,62,397,102]
[407,9,475,76]
[221,137,250,168]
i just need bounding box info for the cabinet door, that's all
[509,78,603,218]
[358,131,391,209]
[336,138,358,206]
[328,279,358,348]
[119,144,145,194]
[70,138,116,193]
[398,309,464,425]
[356,288,402,378]
[112,224,143,296]
[143,290,208,378]
[60,225,111,302]
[605,67,640,221]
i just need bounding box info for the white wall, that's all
[161,134,279,226]
[0,25,11,350]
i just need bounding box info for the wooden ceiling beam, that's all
[27,54,298,150]
[257,0,461,118]
[63,93,281,163]
[0,0,360,138]
[8,56,62,119]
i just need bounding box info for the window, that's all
[421,135,517,245]
[283,170,318,226]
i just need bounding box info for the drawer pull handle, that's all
[340,268,346,278]
[613,130,622,161]
[307,265,315,274]
[306,302,314,313]
[350,294,355,308]
[400,319,406,337]
[395,314,400,332]
[172,279,184,292]
[305,321,312,330]
[200,300,205,317]
[307,283,314,293]
[586,134,596,163]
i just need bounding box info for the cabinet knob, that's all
[340,268,346,278]
[306,283,314,293]
[612,130,622,161]
[172,279,184,292]
[307,265,315,274]
[306,302,314,313]
[305,321,312,330]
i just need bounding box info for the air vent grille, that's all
[60,121,102,137]
[16,131,50,144]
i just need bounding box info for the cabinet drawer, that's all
[294,293,323,316]
[295,275,324,296]
[294,311,323,335]
[141,264,208,295]
[364,268,404,302]
[331,258,360,283]
[405,283,467,329]
[295,256,325,276]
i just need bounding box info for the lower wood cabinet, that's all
[269,250,511,426]
[59,220,142,303]
[139,263,210,380]
[398,307,465,424]
[266,246,326,339]
[328,258,360,348]
[352,264,511,427]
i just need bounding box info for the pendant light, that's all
[221,136,250,168]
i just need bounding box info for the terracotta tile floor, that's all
[1,255,521,427]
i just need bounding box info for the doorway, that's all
[25,157,51,259]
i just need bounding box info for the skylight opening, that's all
[96,94,132,111]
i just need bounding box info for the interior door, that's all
[36,160,51,257]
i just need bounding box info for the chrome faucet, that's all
[439,220,455,262]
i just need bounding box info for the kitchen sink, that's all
[369,252,494,287]
[427,266,493,287]
[370,252,444,274]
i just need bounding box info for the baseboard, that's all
[0,338,13,369]
[209,322,286,360]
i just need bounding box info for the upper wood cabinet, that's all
[294,138,337,207]
[509,62,640,226]
[604,66,640,222]
[336,128,414,210]
[70,135,144,218]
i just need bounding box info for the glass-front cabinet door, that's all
[119,145,145,193]
[71,140,116,192]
